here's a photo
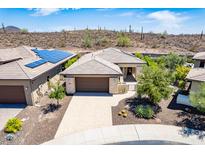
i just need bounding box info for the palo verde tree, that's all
[49,82,65,105]
[189,83,205,113]
[137,65,173,104]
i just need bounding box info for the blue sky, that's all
[0,8,204,34]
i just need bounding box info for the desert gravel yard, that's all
[112,94,205,131]
[0,95,72,145]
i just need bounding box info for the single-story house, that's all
[186,52,205,92]
[61,48,146,94]
[177,52,205,106]
[0,46,75,105]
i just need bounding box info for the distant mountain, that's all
[0,26,21,32]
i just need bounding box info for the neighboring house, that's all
[0,46,75,105]
[61,48,145,94]
[186,52,205,92]
[177,52,205,106]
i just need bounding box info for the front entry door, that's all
[127,67,132,75]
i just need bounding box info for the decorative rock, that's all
[122,113,128,118]
[124,105,130,110]
[121,109,126,113]
[155,118,161,124]
[118,111,122,116]
[21,117,29,122]
[5,134,14,141]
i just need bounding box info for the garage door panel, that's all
[0,86,26,104]
[76,77,109,92]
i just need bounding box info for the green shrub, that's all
[175,65,191,81]
[135,105,154,119]
[117,33,131,47]
[20,28,28,34]
[156,53,187,71]
[4,118,23,133]
[178,80,185,90]
[95,37,109,47]
[64,55,80,69]
[135,52,143,59]
[190,83,205,113]
[82,32,92,48]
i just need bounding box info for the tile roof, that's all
[61,53,122,75]
[0,46,76,80]
[61,48,146,76]
[186,68,205,82]
[193,52,205,60]
[95,48,146,64]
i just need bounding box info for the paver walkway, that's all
[55,91,135,138]
[45,124,205,145]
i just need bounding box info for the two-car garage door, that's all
[0,86,26,104]
[76,77,109,92]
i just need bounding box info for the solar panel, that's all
[33,49,72,64]
[25,59,48,68]
[25,48,73,68]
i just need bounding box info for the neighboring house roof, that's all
[186,68,205,82]
[61,53,122,75]
[193,52,205,60]
[0,46,76,80]
[94,48,146,64]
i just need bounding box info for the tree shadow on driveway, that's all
[41,103,62,114]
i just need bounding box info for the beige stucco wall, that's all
[66,78,76,94]
[0,80,33,105]
[109,77,119,94]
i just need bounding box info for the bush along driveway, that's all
[0,95,72,145]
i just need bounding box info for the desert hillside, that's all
[0,30,205,53]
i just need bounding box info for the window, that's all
[199,61,205,68]
[47,76,50,81]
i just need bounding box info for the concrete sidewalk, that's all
[44,124,205,145]
[55,91,135,138]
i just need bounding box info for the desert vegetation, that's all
[0,29,205,53]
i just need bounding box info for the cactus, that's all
[200,30,203,39]
[129,25,132,33]
[140,26,144,40]
[1,23,6,33]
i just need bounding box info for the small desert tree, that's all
[117,32,131,47]
[137,65,172,104]
[156,53,187,71]
[49,82,65,105]
[189,83,205,113]
[82,31,92,48]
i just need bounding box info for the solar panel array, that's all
[25,59,48,68]
[25,48,73,68]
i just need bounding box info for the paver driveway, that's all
[55,91,135,138]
